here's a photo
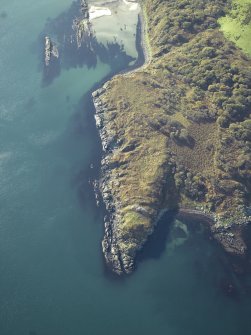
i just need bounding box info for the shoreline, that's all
[177,207,215,224]
[177,207,248,263]
[90,3,148,90]
[118,5,151,76]
[91,3,153,275]
[89,6,112,21]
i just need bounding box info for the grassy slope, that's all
[219,0,251,56]
[98,0,251,257]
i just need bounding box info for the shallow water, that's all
[0,1,251,335]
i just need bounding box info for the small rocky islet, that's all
[43,0,92,67]
[92,0,251,275]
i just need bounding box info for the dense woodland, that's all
[145,0,251,223]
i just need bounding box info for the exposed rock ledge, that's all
[44,36,59,67]
[93,87,135,274]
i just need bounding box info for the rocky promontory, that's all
[93,84,175,274]
[93,0,251,275]
[93,86,151,274]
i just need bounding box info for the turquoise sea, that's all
[0,1,251,334]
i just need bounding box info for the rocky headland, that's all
[93,0,251,275]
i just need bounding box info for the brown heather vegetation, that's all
[98,0,251,247]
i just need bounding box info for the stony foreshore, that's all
[177,208,248,258]
[93,86,138,274]
[92,87,125,274]
[91,5,155,274]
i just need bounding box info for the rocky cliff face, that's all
[93,87,156,274]
[93,88,129,274]
[93,83,176,274]
[92,77,181,275]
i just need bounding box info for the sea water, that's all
[0,1,251,335]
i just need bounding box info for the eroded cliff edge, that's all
[93,0,251,275]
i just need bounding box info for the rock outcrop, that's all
[93,88,135,274]
[44,36,59,67]
[72,0,93,48]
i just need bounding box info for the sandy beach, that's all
[89,6,112,20]
[88,0,140,59]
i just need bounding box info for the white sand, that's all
[88,0,140,60]
[89,6,112,21]
[122,0,138,11]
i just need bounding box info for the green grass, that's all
[219,0,251,56]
